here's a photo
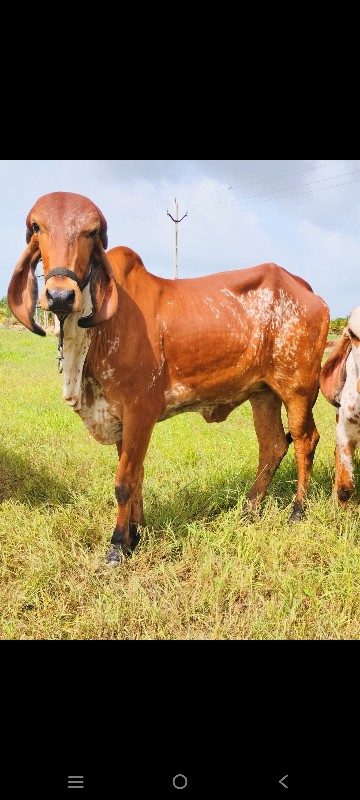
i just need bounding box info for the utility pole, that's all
[167,198,187,279]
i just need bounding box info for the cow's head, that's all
[7,192,118,335]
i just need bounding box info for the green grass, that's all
[1,328,360,640]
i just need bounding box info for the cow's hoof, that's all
[95,544,125,574]
[338,488,351,503]
[288,500,304,523]
[105,543,126,565]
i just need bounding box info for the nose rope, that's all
[45,266,92,290]
[48,267,92,372]
[57,317,66,373]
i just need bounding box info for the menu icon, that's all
[68,776,84,789]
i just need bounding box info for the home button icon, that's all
[172,774,188,790]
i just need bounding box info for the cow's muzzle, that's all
[46,288,75,313]
[43,266,92,316]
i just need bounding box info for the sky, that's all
[1,159,359,320]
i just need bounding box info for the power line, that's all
[238,175,360,206]
[175,160,344,200]
[226,160,344,191]
[186,170,360,212]
[108,162,346,235]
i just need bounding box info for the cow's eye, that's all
[32,223,40,233]
[88,229,98,239]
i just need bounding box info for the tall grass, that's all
[1,329,360,639]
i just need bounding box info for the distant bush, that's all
[0,297,54,328]
[329,317,348,335]
[0,296,13,322]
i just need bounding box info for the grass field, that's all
[1,327,360,640]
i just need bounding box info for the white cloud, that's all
[2,160,360,318]
[299,219,360,267]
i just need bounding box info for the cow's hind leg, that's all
[286,397,320,522]
[246,390,289,510]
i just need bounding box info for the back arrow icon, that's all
[279,774,288,789]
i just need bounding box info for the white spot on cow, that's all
[108,336,120,355]
[220,285,304,368]
[164,383,188,405]
[204,296,220,318]
[62,285,92,411]
[221,287,274,325]
[78,376,122,444]
[101,367,115,380]
[273,290,302,363]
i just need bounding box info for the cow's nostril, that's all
[46,289,75,312]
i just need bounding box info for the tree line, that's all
[0,297,55,327]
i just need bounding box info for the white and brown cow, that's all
[320,307,360,505]
[8,192,330,568]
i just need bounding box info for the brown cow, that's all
[8,192,330,568]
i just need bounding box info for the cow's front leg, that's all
[104,412,156,567]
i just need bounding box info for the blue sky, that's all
[1,159,359,319]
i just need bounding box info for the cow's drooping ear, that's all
[320,330,351,407]
[7,237,45,336]
[95,205,108,250]
[78,238,118,328]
